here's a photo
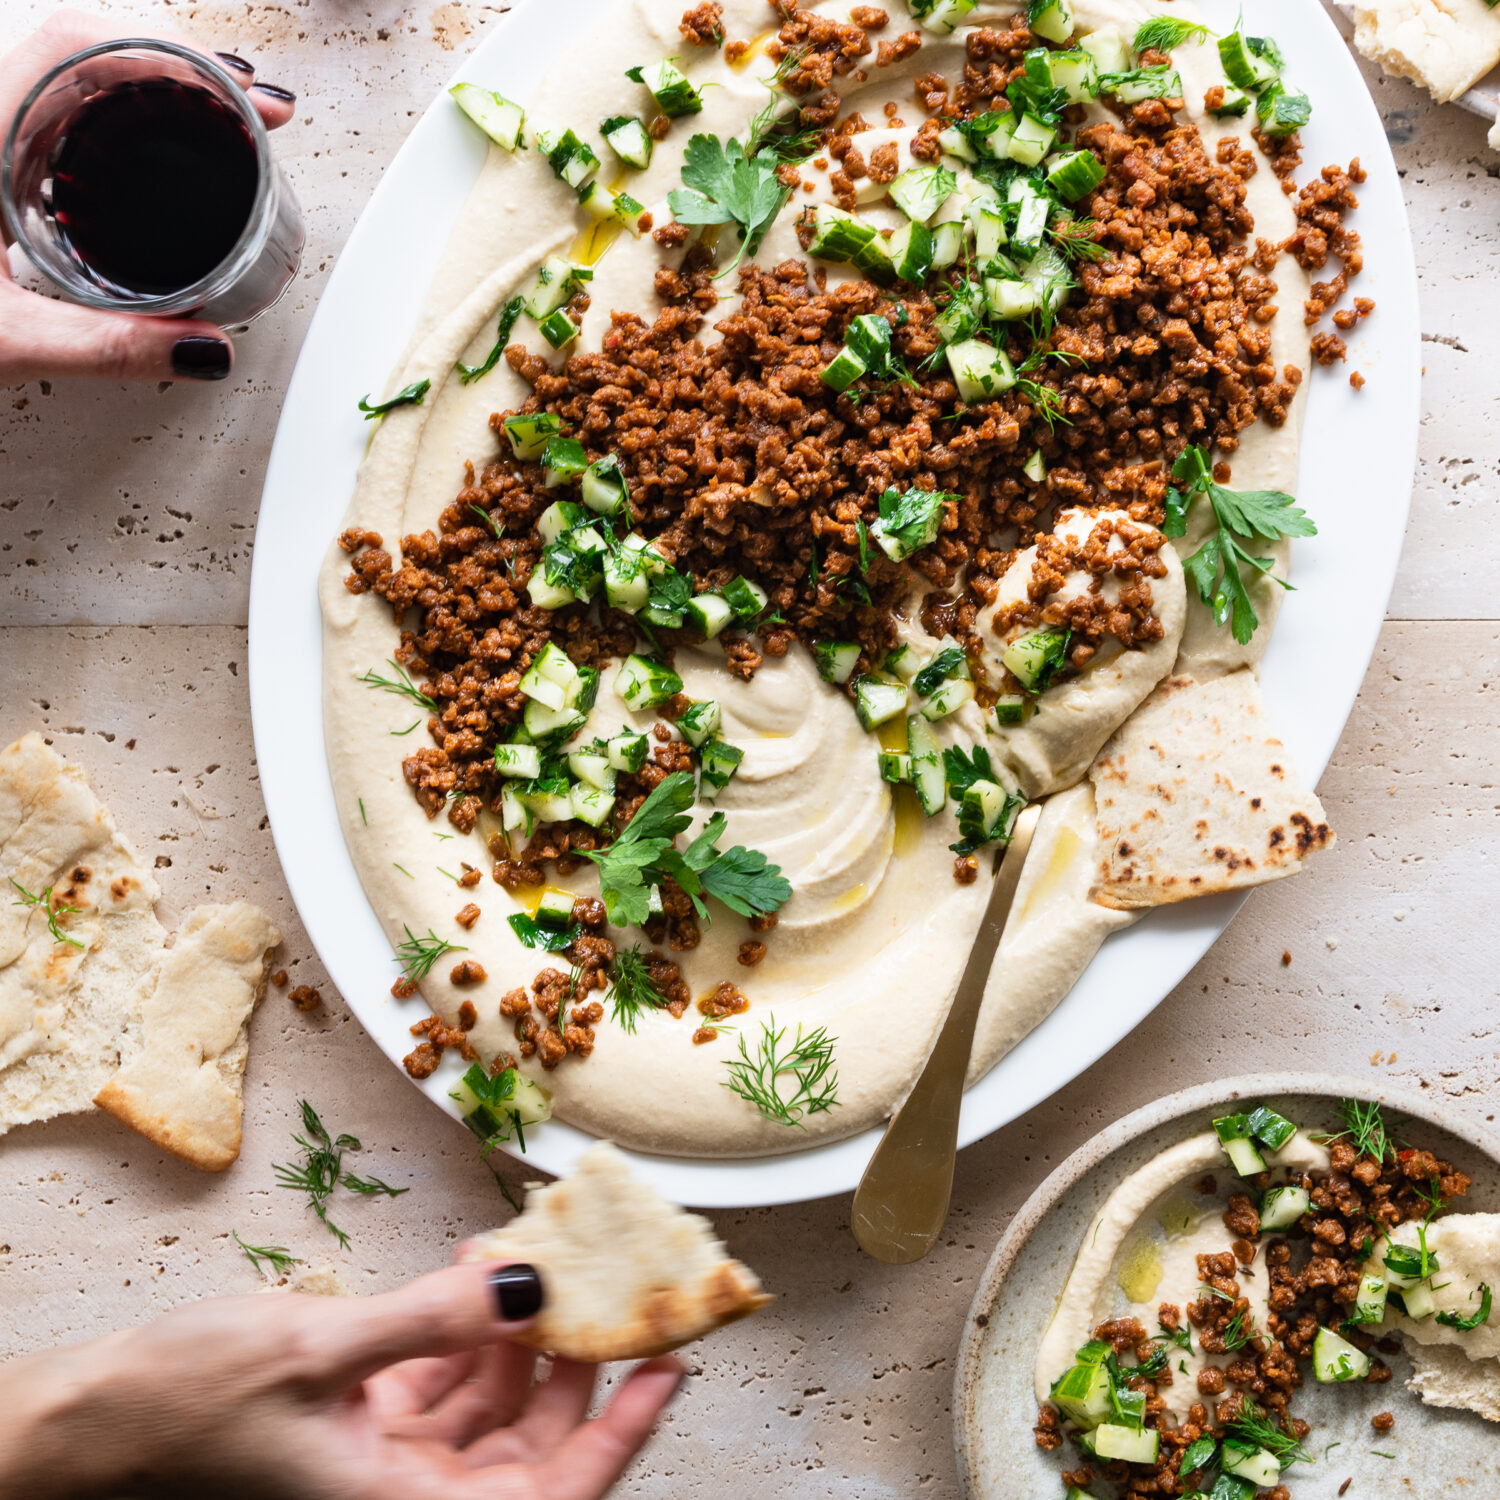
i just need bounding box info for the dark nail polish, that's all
[251,82,297,104]
[489,1263,543,1321]
[171,337,232,381]
[215,52,254,76]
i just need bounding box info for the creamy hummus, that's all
[320,0,1315,1155]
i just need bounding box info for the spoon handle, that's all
[850,801,1043,1264]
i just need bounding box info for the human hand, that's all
[0,1259,684,1500]
[0,10,298,384]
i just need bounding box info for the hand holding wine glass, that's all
[0,10,298,384]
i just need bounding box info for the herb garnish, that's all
[1163,444,1316,644]
[1313,1097,1393,1165]
[1436,1282,1493,1331]
[723,1016,839,1128]
[358,378,431,419]
[395,924,466,982]
[668,134,792,277]
[508,912,579,952]
[1226,1405,1313,1468]
[468,503,504,538]
[9,878,85,950]
[272,1101,407,1249]
[457,294,526,385]
[581,771,791,928]
[606,946,675,1034]
[746,46,820,162]
[1133,17,1212,52]
[913,648,968,698]
[1007,48,1068,125]
[233,1232,303,1276]
[359,659,437,712]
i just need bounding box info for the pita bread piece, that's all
[96,901,279,1172]
[463,1143,771,1361]
[1088,672,1333,910]
[0,732,165,1132]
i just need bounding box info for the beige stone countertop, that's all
[2,5,1497,1495]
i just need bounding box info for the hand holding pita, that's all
[0,1259,683,1500]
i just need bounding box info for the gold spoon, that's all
[851,801,1043,1264]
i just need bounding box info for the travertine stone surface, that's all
[1,5,1497,1495]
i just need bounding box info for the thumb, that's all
[301,1261,544,1390]
[0,278,233,384]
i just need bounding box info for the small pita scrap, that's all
[1352,0,1500,105]
[0,733,278,1169]
[1088,672,1333,910]
[1405,1341,1500,1423]
[95,902,279,1172]
[463,1143,771,1361]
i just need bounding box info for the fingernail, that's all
[251,82,296,104]
[215,52,254,76]
[171,337,232,381]
[489,1263,543,1322]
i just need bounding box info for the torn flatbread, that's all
[0,733,279,1168]
[95,901,279,1172]
[1351,0,1500,104]
[462,1143,770,1361]
[1088,672,1333,910]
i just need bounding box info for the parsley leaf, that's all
[1436,1283,1493,1332]
[941,743,997,795]
[913,647,968,699]
[457,294,526,385]
[1165,443,1316,644]
[668,134,791,277]
[507,913,579,952]
[358,379,430,419]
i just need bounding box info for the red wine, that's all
[50,79,259,296]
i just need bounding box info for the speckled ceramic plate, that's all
[954,1074,1500,1499]
[250,0,1421,1208]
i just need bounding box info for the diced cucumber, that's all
[807,204,876,263]
[600,113,653,169]
[1022,448,1047,482]
[527,571,576,610]
[945,338,1017,403]
[676,698,722,747]
[537,500,587,544]
[493,742,543,779]
[1093,1424,1158,1465]
[821,346,868,393]
[815,641,862,685]
[1351,1272,1389,1325]
[973,205,1009,265]
[581,453,629,516]
[1009,179,1051,257]
[1050,1358,1112,1428]
[994,694,1028,726]
[986,276,1039,321]
[722,576,768,621]
[915,0,975,36]
[1209,84,1253,117]
[567,750,616,791]
[978,111,1019,161]
[1048,148,1106,203]
[884,644,920,683]
[569,783,616,827]
[1313,1325,1371,1383]
[929,220,965,268]
[1258,1185,1311,1232]
[523,698,587,741]
[920,677,976,721]
[535,886,577,928]
[1047,48,1097,102]
[1224,1136,1268,1178]
[1079,27,1130,75]
[1219,31,1281,92]
[604,548,650,613]
[577,181,647,233]
[889,220,933,284]
[449,83,526,151]
[516,780,573,823]
[1222,1440,1280,1488]
[888,164,957,224]
[542,436,588,487]
[853,675,909,732]
[523,256,590,320]
[503,412,564,460]
[538,308,578,350]
[1382,1240,1440,1288]
[625,58,703,118]
[569,665,600,714]
[1063,1491,1099,1500]
[933,281,982,345]
[698,738,743,796]
[957,779,1017,846]
[1006,114,1057,168]
[1003,626,1069,691]
[686,592,734,638]
[518,642,579,710]
[606,730,649,773]
[451,1063,553,1139]
[906,715,945,815]
[1257,83,1311,139]
[615,653,683,710]
[850,230,894,286]
[1029,0,1074,44]
[1247,1103,1298,1151]
[1108,68,1181,103]
[937,125,977,162]
[878,750,913,784]
[1021,244,1073,315]
[536,127,600,191]
[1401,1283,1438,1320]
